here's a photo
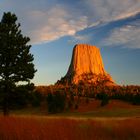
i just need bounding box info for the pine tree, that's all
[0,12,36,115]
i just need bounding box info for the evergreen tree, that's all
[0,12,36,115]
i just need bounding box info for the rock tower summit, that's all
[58,44,115,85]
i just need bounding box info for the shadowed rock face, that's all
[57,44,115,85]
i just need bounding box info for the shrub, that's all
[96,92,109,106]
[46,91,66,113]
[132,94,140,105]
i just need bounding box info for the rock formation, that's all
[57,44,115,86]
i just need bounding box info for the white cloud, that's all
[69,34,91,44]
[100,22,140,48]
[115,10,140,21]
[88,21,104,28]
[83,0,140,48]
[1,0,140,44]
[84,0,140,23]
[26,6,88,44]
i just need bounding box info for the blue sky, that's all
[1,0,140,85]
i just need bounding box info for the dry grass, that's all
[0,116,140,140]
[73,99,138,113]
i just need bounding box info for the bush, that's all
[96,92,109,106]
[132,94,140,105]
[29,91,43,107]
[5,83,37,109]
[9,86,29,109]
[74,103,79,110]
[101,95,109,106]
[46,91,66,113]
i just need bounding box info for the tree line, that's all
[35,84,140,113]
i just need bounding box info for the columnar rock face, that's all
[58,44,115,85]
[67,44,106,77]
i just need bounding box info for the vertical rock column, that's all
[59,44,115,85]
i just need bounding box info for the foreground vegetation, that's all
[0,116,140,140]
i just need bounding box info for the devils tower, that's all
[57,44,115,85]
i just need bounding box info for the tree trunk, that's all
[2,83,10,116]
[3,95,9,116]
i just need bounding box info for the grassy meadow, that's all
[8,99,140,117]
[0,100,140,140]
[0,115,140,140]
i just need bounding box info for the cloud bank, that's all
[1,0,140,47]
[84,0,140,22]
[27,6,88,44]
[100,19,140,48]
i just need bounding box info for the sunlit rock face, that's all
[57,44,115,85]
